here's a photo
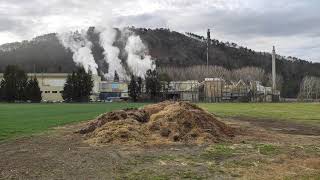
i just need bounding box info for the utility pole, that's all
[207,29,211,74]
[272,46,276,93]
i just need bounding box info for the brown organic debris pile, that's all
[77,101,234,145]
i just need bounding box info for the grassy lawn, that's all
[0,102,320,141]
[0,103,146,141]
[199,103,320,124]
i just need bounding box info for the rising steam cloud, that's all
[125,35,155,78]
[58,26,155,80]
[96,26,126,80]
[57,30,98,75]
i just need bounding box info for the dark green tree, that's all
[62,72,76,102]
[145,69,161,101]
[26,76,42,102]
[137,76,143,97]
[114,71,120,82]
[62,67,93,102]
[0,80,4,101]
[1,65,28,102]
[159,72,171,93]
[128,74,139,102]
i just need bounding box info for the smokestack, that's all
[207,29,211,72]
[272,46,276,92]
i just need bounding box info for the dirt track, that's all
[0,118,320,179]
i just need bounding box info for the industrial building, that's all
[99,81,129,101]
[0,73,101,102]
[199,78,250,102]
[0,72,278,102]
[0,72,128,102]
[164,80,200,102]
[201,78,224,102]
[161,78,274,103]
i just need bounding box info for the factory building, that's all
[99,81,129,101]
[0,73,101,102]
[164,80,200,102]
[200,78,250,102]
[201,78,224,102]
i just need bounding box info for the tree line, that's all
[62,67,94,102]
[0,65,42,102]
[128,69,163,102]
[298,76,320,100]
[158,65,283,91]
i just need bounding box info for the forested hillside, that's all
[0,27,320,98]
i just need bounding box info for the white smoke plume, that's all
[58,25,156,80]
[95,26,126,81]
[57,30,98,75]
[125,34,155,78]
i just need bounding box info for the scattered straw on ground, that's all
[77,101,234,145]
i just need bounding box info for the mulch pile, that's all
[77,101,234,145]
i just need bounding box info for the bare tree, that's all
[266,73,283,91]
[231,67,266,84]
[158,65,231,81]
[299,76,320,100]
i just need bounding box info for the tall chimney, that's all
[272,46,276,92]
[207,29,211,72]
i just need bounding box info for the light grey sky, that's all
[1,0,320,62]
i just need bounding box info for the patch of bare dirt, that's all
[78,101,234,145]
[1,105,320,179]
[233,117,320,136]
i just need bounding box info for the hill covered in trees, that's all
[0,27,320,98]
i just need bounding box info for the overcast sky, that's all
[1,0,320,62]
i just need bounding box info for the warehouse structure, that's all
[164,80,200,102]
[0,73,101,102]
[99,81,129,101]
[199,78,250,102]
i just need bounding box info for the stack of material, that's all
[77,101,234,145]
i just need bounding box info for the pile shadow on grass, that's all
[77,101,235,145]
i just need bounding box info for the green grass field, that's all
[0,103,146,141]
[0,102,319,141]
[199,103,320,123]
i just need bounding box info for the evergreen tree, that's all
[137,76,143,97]
[145,69,161,101]
[77,68,94,102]
[1,65,28,102]
[128,74,139,102]
[114,71,120,82]
[26,76,42,102]
[159,72,171,93]
[62,72,76,102]
[0,80,4,101]
[62,67,93,102]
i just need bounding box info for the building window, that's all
[45,91,50,93]
[52,91,58,94]
[59,91,63,94]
